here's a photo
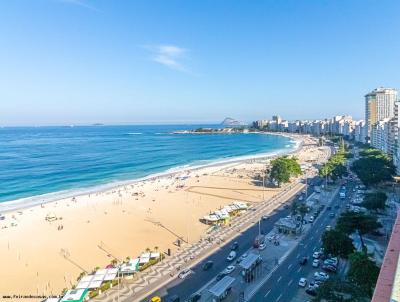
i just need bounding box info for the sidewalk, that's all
[93,181,307,302]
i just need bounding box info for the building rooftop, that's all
[372,210,400,302]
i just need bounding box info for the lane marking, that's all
[297,267,301,273]
[288,279,293,286]
[277,276,282,282]
[276,293,283,301]
[264,289,271,298]
[288,264,292,270]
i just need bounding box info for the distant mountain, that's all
[221,117,247,127]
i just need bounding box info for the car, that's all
[329,212,335,218]
[299,256,308,265]
[178,268,192,279]
[314,272,329,281]
[168,295,180,302]
[202,261,213,271]
[335,205,340,209]
[305,288,317,296]
[322,264,337,273]
[223,265,235,275]
[227,251,236,261]
[312,259,319,268]
[237,252,248,262]
[215,273,225,281]
[326,225,332,231]
[284,204,290,209]
[308,216,314,223]
[231,242,239,251]
[298,277,307,287]
[312,251,321,259]
[187,293,201,302]
[324,257,338,267]
[299,196,304,201]
[258,243,267,250]
[150,297,161,302]
[262,215,269,220]
[326,206,332,210]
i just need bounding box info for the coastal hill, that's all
[221,117,247,127]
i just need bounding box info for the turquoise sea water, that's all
[0,125,295,207]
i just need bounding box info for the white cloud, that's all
[149,45,188,72]
[58,0,98,12]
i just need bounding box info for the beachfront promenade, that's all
[91,143,331,302]
[93,181,308,302]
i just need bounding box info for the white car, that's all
[308,216,314,223]
[226,251,236,262]
[312,259,319,268]
[314,272,329,281]
[223,265,235,275]
[326,225,332,231]
[178,268,192,279]
[298,277,307,287]
[312,251,320,259]
[258,243,267,251]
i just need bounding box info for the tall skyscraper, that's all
[365,87,398,139]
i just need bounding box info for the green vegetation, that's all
[319,151,348,182]
[291,201,308,220]
[336,211,381,249]
[351,148,395,186]
[362,191,387,212]
[269,156,302,187]
[322,229,355,258]
[347,251,380,297]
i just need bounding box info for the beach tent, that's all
[150,252,160,259]
[60,289,88,302]
[120,258,139,274]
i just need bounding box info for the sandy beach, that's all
[0,134,327,301]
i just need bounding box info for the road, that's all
[250,181,355,302]
[144,179,319,301]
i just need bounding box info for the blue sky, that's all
[0,0,399,126]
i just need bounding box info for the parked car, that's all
[314,272,329,281]
[329,212,335,218]
[298,277,307,287]
[299,256,308,265]
[308,216,314,223]
[262,215,269,220]
[231,242,239,251]
[322,264,337,273]
[178,269,192,279]
[312,251,321,259]
[305,288,317,296]
[326,225,332,231]
[227,251,237,261]
[202,261,213,271]
[324,257,338,267]
[312,259,319,268]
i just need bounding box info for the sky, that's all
[0,0,399,126]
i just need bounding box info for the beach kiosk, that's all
[239,253,262,283]
[207,276,235,301]
[60,289,88,302]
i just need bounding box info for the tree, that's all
[347,252,380,297]
[336,212,382,249]
[322,229,355,258]
[351,148,395,186]
[362,191,387,212]
[269,156,302,187]
[313,278,368,302]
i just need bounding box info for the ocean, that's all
[0,125,296,209]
